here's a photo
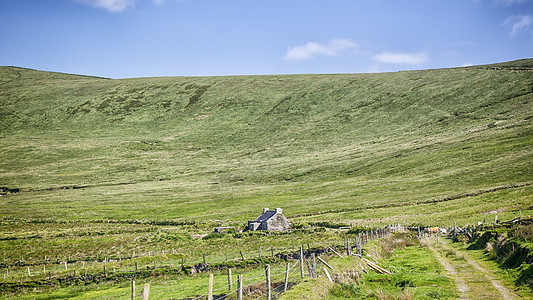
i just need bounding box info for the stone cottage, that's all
[248,207,290,232]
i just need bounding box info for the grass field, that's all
[1,60,531,225]
[0,59,532,298]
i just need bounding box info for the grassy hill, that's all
[0,60,532,225]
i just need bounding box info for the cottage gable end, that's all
[248,207,290,232]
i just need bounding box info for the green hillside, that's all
[0,60,532,225]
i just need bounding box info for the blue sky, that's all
[1,0,532,78]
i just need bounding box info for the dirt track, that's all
[425,237,517,300]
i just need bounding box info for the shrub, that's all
[202,232,225,240]
[510,224,533,241]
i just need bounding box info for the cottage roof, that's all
[255,211,276,222]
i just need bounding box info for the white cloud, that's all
[503,15,533,36]
[372,51,429,64]
[461,62,474,67]
[283,39,358,61]
[74,0,136,12]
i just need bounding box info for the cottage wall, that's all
[265,214,290,231]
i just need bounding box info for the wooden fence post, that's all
[324,268,333,283]
[299,247,304,279]
[228,269,232,290]
[265,264,271,300]
[131,280,135,300]
[453,221,457,241]
[317,256,334,271]
[208,273,213,300]
[311,253,316,278]
[346,240,351,256]
[141,283,150,300]
[284,263,290,292]
[237,275,243,300]
[271,246,274,257]
[135,261,138,271]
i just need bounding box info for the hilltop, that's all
[0,60,531,225]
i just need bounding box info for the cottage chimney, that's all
[263,207,269,213]
[275,208,282,214]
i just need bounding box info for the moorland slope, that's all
[0,60,531,224]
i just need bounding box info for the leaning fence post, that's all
[324,268,333,283]
[265,264,271,300]
[284,263,290,292]
[317,256,334,271]
[237,275,243,300]
[208,273,213,300]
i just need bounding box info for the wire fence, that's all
[3,223,408,299]
[85,227,393,300]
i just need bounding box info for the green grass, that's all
[0,60,532,298]
[1,61,531,225]
[280,233,456,299]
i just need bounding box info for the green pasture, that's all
[0,60,532,298]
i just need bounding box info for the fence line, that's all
[6,222,438,299]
